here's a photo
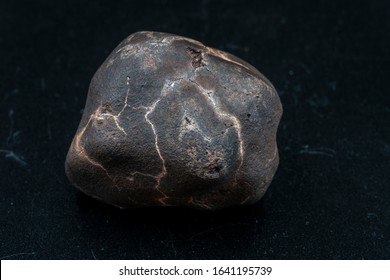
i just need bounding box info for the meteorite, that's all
[65,31,282,210]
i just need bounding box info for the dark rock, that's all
[65,31,282,210]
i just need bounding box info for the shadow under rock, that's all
[76,192,267,259]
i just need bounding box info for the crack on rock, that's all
[96,77,132,136]
[75,62,245,205]
[130,79,184,205]
[73,80,137,185]
[73,110,114,181]
[128,170,159,180]
[143,99,168,204]
[188,78,244,187]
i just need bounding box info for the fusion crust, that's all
[65,31,282,210]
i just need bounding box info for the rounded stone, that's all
[65,31,282,210]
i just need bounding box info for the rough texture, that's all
[65,31,282,210]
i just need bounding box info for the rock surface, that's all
[65,31,282,210]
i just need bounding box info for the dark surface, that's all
[0,0,389,259]
[65,31,282,210]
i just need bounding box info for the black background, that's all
[1,0,389,259]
